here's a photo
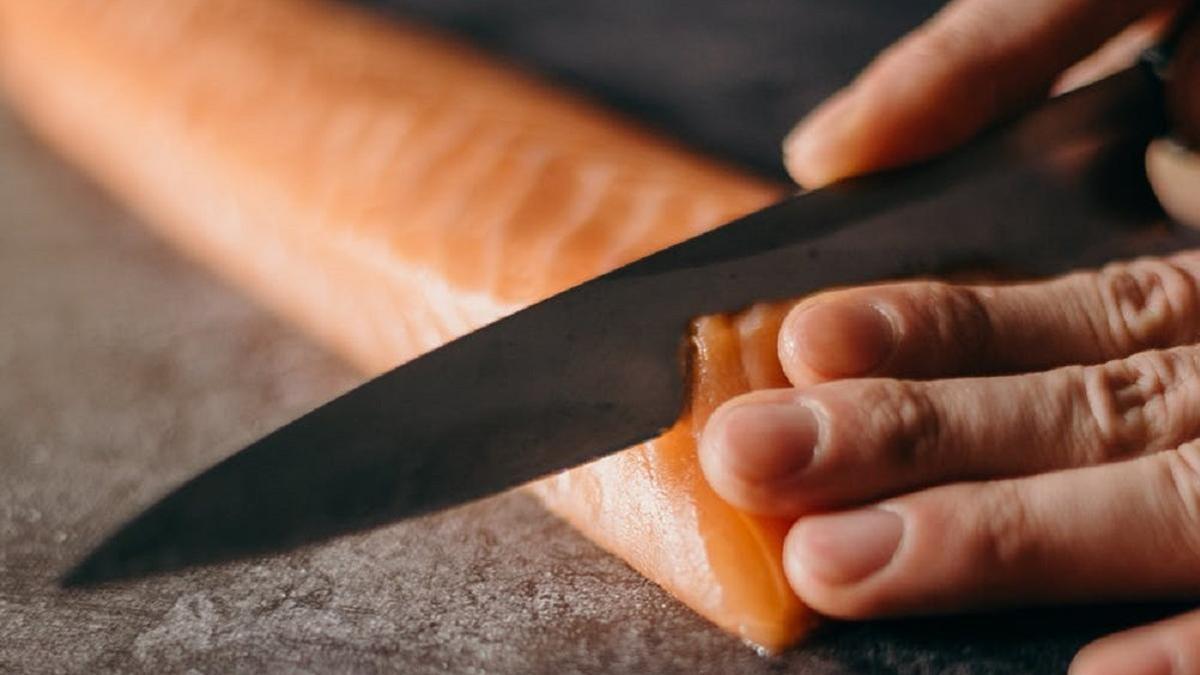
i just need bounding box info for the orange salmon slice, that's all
[0,0,815,650]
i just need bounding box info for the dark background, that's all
[364,0,944,179]
[1,1,1191,673]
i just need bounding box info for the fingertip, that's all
[783,89,867,188]
[782,508,905,619]
[1069,632,1174,675]
[782,523,831,613]
[698,394,819,516]
[779,297,896,385]
[783,520,843,615]
[697,399,739,495]
[1147,139,1200,229]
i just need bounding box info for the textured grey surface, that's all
[0,2,1191,673]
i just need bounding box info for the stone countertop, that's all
[0,2,1190,672]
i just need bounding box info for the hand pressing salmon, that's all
[706,0,1200,670]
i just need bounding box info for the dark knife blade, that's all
[64,62,1193,586]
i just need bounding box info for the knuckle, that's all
[1079,349,1200,461]
[858,380,941,470]
[916,283,995,364]
[1093,258,1200,352]
[970,482,1039,572]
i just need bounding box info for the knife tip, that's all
[59,540,161,588]
[59,559,102,588]
[58,499,200,588]
[59,550,125,588]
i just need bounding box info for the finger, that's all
[784,0,1170,188]
[1148,19,1200,229]
[1054,10,1175,94]
[782,442,1200,619]
[1071,608,1200,675]
[700,346,1200,518]
[1166,14,1200,147]
[1148,140,1200,229]
[776,253,1200,386]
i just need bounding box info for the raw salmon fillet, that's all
[0,0,815,649]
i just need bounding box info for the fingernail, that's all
[784,89,864,187]
[1070,636,1173,675]
[789,508,903,585]
[785,301,895,377]
[712,402,819,483]
[1146,138,1200,229]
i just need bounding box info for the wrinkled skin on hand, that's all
[699,1,1200,672]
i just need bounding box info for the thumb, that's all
[1147,18,1200,228]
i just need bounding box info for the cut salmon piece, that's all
[533,303,814,649]
[0,0,815,650]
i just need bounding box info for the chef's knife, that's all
[64,53,1196,586]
